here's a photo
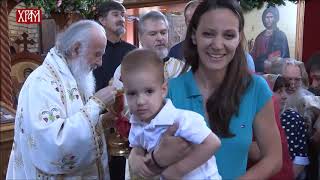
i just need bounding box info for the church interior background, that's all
[1,0,320,178]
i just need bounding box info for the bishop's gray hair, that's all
[55,20,106,58]
[138,10,169,36]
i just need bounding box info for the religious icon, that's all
[250,6,290,73]
[23,67,33,79]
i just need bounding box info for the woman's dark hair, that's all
[273,75,287,92]
[183,0,252,137]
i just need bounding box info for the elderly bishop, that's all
[6,20,116,180]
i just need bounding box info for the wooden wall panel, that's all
[0,123,14,179]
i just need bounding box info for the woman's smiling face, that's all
[193,8,240,72]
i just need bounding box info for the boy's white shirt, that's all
[129,99,221,180]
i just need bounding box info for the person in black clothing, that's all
[305,51,320,180]
[168,0,199,60]
[306,51,320,96]
[112,10,186,87]
[94,1,136,91]
[94,2,136,180]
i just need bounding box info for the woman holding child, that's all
[129,0,282,179]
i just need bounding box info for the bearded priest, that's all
[6,20,116,180]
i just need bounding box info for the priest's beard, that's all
[68,56,96,102]
[115,27,125,36]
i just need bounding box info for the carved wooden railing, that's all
[0,0,13,108]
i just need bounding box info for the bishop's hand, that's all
[94,85,117,107]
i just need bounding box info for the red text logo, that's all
[16,9,42,24]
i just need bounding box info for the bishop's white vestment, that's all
[6,48,110,180]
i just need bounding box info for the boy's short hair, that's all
[121,49,164,83]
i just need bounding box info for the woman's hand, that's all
[134,153,155,178]
[128,148,156,178]
[153,123,192,167]
[128,123,191,177]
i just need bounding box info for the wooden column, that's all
[295,0,305,61]
[0,0,13,108]
[133,8,139,47]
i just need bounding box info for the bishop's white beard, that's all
[156,48,169,59]
[68,56,96,102]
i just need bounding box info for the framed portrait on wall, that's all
[244,1,305,73]
[10,51,42,108]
